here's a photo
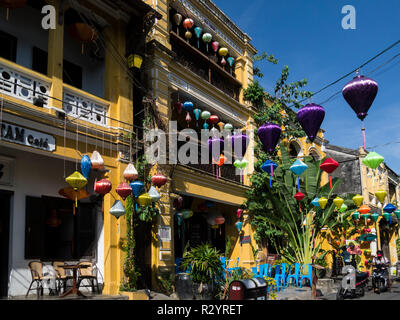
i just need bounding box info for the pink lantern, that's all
[236,209,243,219]
[94,179,112,195]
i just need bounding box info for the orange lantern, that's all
[45,210,61,228]
[358,205,370,214]
[215,216,225,225]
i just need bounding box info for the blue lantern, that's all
[80,155,91,179]
[261,160,278,187]
[183,101,194,113]
[130,181,144,198]
[235,221,243,233]
[312,197,320,216]
[193,108,202,127]
[205,200,215,208]
[384,203,397,224]
[290,159,308,191]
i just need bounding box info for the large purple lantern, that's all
[342,75,378,150]
[342,75,378,121]
[231,132,249,160]
[257,123,281,154]
[297,104,325,142]
[208,137,224,160]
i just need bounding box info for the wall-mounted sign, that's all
[0,122,56,152]
[0,155,15,186]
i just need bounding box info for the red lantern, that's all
[209,115,219,126]
[320,158,339,189]
[175,101,183,114]
[94,179,112,195]
[183,18,194,30]
[173,197,183,209]
[151,173,167,188]
[198,203,207,212]
[215,216,225,225]
[116,182,132,200]
[294,192,305,211]
[67,20,97,55]
[236,209,243,219]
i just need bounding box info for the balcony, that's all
[169,31,241,102]
[0,59,51,108]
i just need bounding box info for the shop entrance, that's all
[379,220,391,262]
[0,190,12,297]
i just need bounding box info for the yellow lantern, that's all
[333,197,344,210]
[217,122,225,132]
[65,171,88,214]
[375,190,387,204]
[352,194,364,207]
[318,197,328,209]
[137,193,152,207]
[219,47,228,57]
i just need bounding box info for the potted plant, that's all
[180,243,224,300]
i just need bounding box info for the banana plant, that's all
[246,143,357,265]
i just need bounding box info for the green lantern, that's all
[339,203,348,213]
[371,212,380,223]
[352,211,360,221]
[362,152,384,170]
[382,212,391,223]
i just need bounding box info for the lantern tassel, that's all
[298,177,300,191]
[362,121,366,150]
[269,175,272,188]
[330,175,333,189]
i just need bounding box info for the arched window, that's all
[309,148,321,161]
[289,141,303,158]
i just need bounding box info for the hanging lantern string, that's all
[64,117,67,178]
[76,121,79,171]
[362,120,367,151]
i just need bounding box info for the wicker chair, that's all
[52,261,73,295]
[77,261,100,294]
[26,261,53,297]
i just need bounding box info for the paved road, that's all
[324,280,400,300]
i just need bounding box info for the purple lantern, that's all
[342,75,378,150]
[257,123,282,154]
[208,137,224,160]
[297,104,325,142]
[342,75,378,121]
[231,133,249,160]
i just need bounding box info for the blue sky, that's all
[213,0,400,172]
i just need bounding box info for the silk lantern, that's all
[258,122,281,185]
[148,186,161,202]
[151,173,167,188]
[130,180,144,198]
[333,197,344,210]
[208,137,224,175]
[352,211,360,221]
[116,182,132,200]
[320,158,339,189]
[94,179,112,195]
[211,41,219,56]
[46,210,61,228]
[174,196,183,210]
[312,197,320,216]
[371,212,380,223]
[193,108,202,127]
[90,150,104,170]
[375,190,387,204]
[339,203,348,213]
[183,18,194,30]
[234,159,249,184]
[384,203,396,213]
[318,197,328,210]
[294,192,305,211]
[383,212,391,223]
[224,123,233,131]
[59,187,89,202]
[261,160,278,187]
[342,75,378,149]
[194,27,203,48]
[80,155,91,179]
[137,193,152,207]
[297,104,325,142]
[110,200,126,219]
[175,101,184,115]
[290,159,308,191]
[236,209,243,219]
[359,205,371,225]
[209,115,219,127]
[227,57,235,74]
[219,47,228,66]
[352,194,363,207]
[235,221,243,233]
[202,33,212,51]
[173,13,183,35]
[123,163,138,181]
[65,171,88,214]
[182,210,193,219]
[217,122,225,132]
[362,152,384,170]
[185,31,192,42]
[231,132,249,160]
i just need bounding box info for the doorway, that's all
[379,220,391,261]
[0,190,12,297]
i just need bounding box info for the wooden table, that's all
[59,264,88,298]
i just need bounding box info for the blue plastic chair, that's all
[227,258,240,273]
[261,264,270,277]
[220,257,227,279]
[279,263,288,287]
[299,264,313,288]
[272,265,282,292]
[286,263,301,287]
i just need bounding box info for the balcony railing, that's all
[0,60,51,108]
[63,85,110,126]
[186,162,241,184]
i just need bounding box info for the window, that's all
[63,59,83,89]
[32,47,48,75]
[0,30,17,62]
[25,196,96,260]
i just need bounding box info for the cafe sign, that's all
[0,122,56,152]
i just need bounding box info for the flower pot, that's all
[175,273,193,300]
[192,282,214,300]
